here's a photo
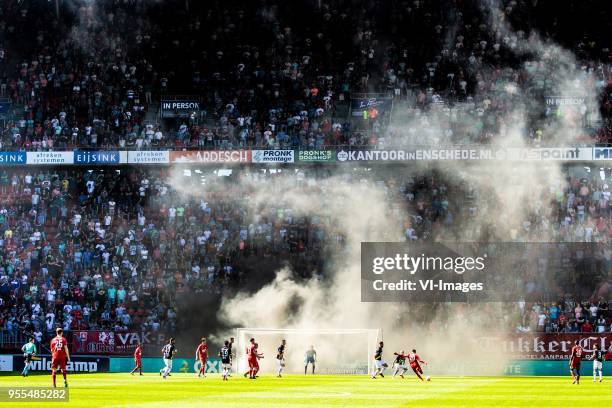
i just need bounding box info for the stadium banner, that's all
[251,150,295,163]
[593,147,612,160]
[72,331,116,354]
[505,147,592,161]
[113,331,168,354]
[12,355,109,373]
[297,150,335,162]
[73,150,127,165]
[503,360,612,376]
[544,96,586,107]
[160,100,201,118]
[127,150,170,164]
[350,96,393,117]
[71,331,167,355]
[336,148,597,162]
[0,355,13,371]
[169,150,251,164]
[500,333,612,360]
[337,149,507,162]
[0,152,26,165]
[109,357,222,373]
[26,151,74,165]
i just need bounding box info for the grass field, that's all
[0,373,610,407]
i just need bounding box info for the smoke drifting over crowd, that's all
[159,1,604,375]
[5,0,596,375]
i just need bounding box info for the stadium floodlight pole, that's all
[235,328,381,375]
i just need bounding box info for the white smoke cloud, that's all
[159,1,602,375]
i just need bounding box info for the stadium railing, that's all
[0,330,30,353]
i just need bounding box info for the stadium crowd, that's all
[0,0,609,355]
[0,166,325,347]
[0,164,608,346]
[0,0,610,151]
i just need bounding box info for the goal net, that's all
[235,328,381,375]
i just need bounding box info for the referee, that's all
[21,338,37,377]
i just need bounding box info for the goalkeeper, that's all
[304,345,317,374]
[21,338,37,377]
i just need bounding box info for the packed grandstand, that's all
[0,164,609,353]
[0,0,609,360]
[0,0,609,150]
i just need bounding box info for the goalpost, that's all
[235,328,382,375]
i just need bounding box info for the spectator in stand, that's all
[537,309,547,332]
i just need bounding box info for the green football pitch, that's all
[0,373,610,407]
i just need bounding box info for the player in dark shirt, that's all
[227,337,235,377]
[371,341,387,379]
[219,340,232,381]
[392,350,408,378]
[591,344,604,383]
[160,338,177,379]
[276,339,286,377]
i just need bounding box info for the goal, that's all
[235,328,381,375]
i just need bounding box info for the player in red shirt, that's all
[50,328,70,388]
[570,340,583,384]
[130,342,143,375]
[243,338,264,379]
[196,337,208,378]
[407,349,427,381]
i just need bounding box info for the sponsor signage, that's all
[26,151,74,165]
[72,331,115,354]
[0,152,26,165]
[252,150,294,163]
[109,357,222,373]
[170,150,251,164]
[298,150,335,162]
[594,148,612,160]
[194,358,222,374]
[72,331,166,355]
[337,148,596,162]
[127,151,170,164]
[336,149,505,162]
[506,147,593,161]
[0,355,13,372]
[74,151,126,164]
[0,147,604,166]
[496,334,612,360]
[503,360,612,376]
[113,331,167,354]
[13,355,109,373]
